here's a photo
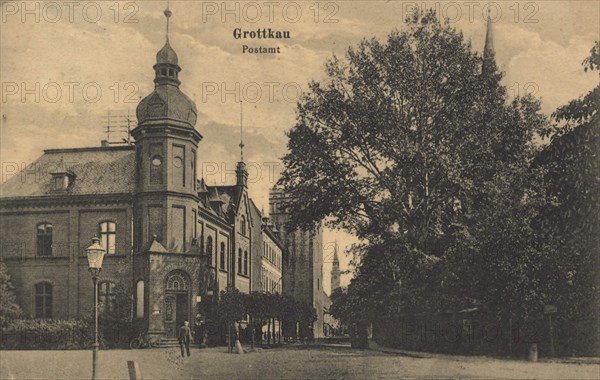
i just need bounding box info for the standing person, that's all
[178,320,193,357]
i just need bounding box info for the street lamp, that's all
[86,236,105,380]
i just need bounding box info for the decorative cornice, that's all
[0,193,134,209]
[134,190,200,203]
[131,123,202,143]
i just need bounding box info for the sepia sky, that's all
[1,0,598,294]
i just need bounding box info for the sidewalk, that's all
[366,339,600,365]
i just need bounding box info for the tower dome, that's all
[136,8,197,129]
[156,41,178,65]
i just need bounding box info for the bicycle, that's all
[129,332,155,349]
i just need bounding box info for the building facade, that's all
[0,11,263,343]
[268,187,327,338]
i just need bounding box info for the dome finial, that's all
[164,1,172,42]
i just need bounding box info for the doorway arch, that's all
[164,270,191,338]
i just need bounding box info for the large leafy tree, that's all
[280,10,549,316]
[534,42,600,354]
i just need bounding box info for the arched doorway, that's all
[164,270,191,338]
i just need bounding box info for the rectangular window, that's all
[98,281,116,313]
[34,283,52,319]
[220,242,226,270]
[148,206,163,243]
[36,223,53,257]
[170,206,186,252]
[99,222,116,255]
[192,149,197,190]
[136,280,144,318]
[192,209,197,240]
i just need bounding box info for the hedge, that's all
[1,319,93,350]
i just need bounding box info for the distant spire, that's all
[483,9,494,60]
[164,2,172,42]
[333,241,339,264]
[239,101,245,162]
[331,241,341,293]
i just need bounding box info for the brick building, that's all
[268,187,327,338]
[0,9,263,343]
[249,200,283,295]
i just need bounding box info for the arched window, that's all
[36,223,53,256]
[220,242,226,271]
[237,249,242,274]
[98,281,116,313]
[136,280,144,318]
[243,251,248,275]
[206,236,213,266]
[240,216,246,236]
[165,271,190,291]
[34,282,52,319]
[99,221,116,255]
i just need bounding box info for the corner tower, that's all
[132,7,202,253]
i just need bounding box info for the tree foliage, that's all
[533,41,600,353]
[283,10,551,322]
[0,262,22,327]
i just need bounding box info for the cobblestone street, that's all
[1,344,598,380]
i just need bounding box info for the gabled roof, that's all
[0,146,135,199]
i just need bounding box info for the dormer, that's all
[51,170,76,191]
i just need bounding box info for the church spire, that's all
[332,241,339,265]
[483,9,494,60]
[331,241,341,292]
[482,9,496,75]
[236,101,248,188]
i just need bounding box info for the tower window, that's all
[191,150,197,190]
[36,223,53,256]
[173,145,185,187]
[243,251,248,275]
[149,143,164,185]
[237,249,242,274]
[99,221,116,255]
[34,282,52,319]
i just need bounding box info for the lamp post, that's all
[86,236,105,380]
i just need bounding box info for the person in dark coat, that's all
[178,320,193,357]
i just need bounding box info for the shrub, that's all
[1,319,92,350]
